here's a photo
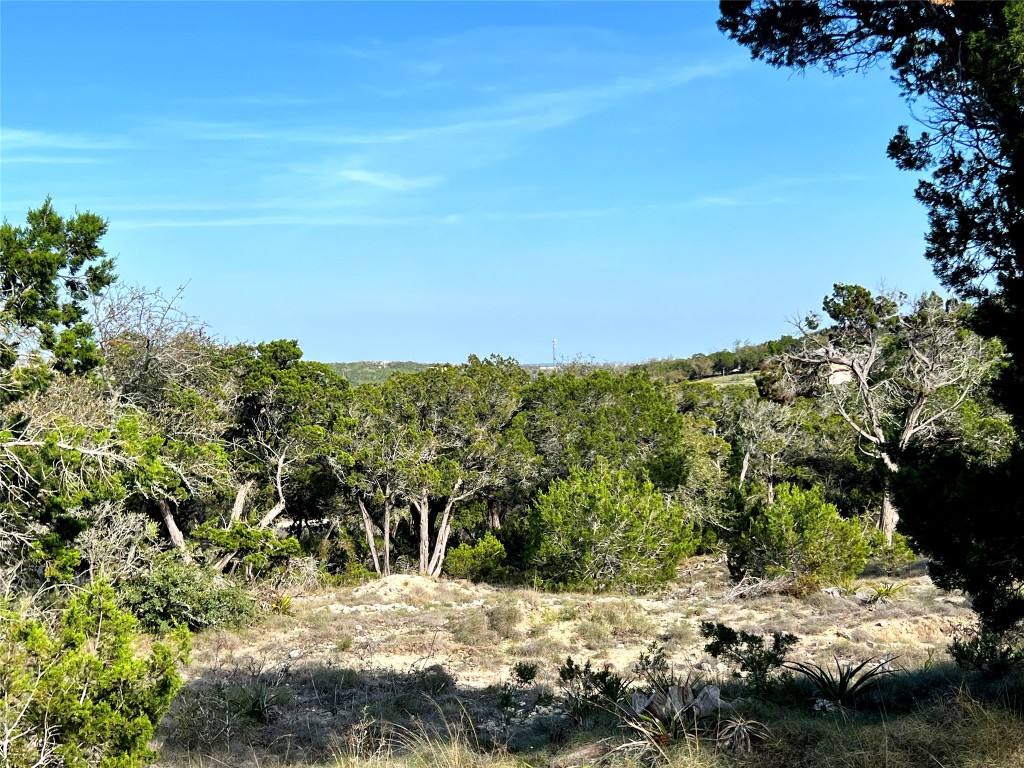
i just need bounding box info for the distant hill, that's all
[324,360,632,386]
[325,361,434,386]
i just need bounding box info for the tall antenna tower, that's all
[552,339,557,369]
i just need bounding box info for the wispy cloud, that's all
[687,194,787,208]
[154,119,412,145]
[154,58,739,150]
[116,212,461,230]
[338,169,442,191]
[1,127,128,151]
[0,155,99,165]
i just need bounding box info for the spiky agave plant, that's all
[867,582,908,604]
[716,715,771,754]
[786,655,895,708]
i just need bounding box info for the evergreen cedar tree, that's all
[719,0,1024,633]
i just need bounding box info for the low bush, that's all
[526,458,697,592]
[701,621,798,695]
[728,483,869,594]
[120,557,256,633]
[557,656,630,726]
[443,532,507,582]
[949,626,1024,678]
[0,581,188,768]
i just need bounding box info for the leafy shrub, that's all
[192,521,301,575]
[0,581,188,768]
[866,527,917,575]
[557,656,629,726]
[633,641,684,691]
[867,582,908,604]
[511,661,540,686]
[225,679,290,724]
[443,532,507,582]
[728,483,870,594]
[701,621,798,694]
[949,626,1024,678]
[526,458,696,592]
[120,558,255,633]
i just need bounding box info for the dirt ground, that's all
[154,556,975,767]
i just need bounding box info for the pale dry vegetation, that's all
[149,556,1024,768]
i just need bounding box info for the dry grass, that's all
[154,561,1006,768]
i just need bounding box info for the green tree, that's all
[339,356,534,577]
[719,0,1024,640]
[777,286,1001,543]
[729,482,869,594]
[213,340,352,572]
[523,367,689,487]
[526,458,695,592]
[0,198,115,403]
[0,201,117,559]
[0,581,188,767]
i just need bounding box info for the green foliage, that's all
[894,443,1024,634]
[729,483,869,594]
[192,521,301,574]
[865,528,917,576]
[866,582,908,605]
[224,679,290,724]
[0,581,188,768]
[557,656,629,726]
[0,199,116,402]
[523,367,691,487]
[526,458,696,592]
[120,558,255,634]
[786,656,895,708]
[510,661,539,686]
[443,532,507,582]
[948,627,1024,679]
[632,641,685,692]
[700,621,798,694]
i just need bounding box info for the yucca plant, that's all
[867,582,907,604]
[786,655,895,708]
[716,715,771,754]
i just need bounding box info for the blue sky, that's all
[1,2,941,364]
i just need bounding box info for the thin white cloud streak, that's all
[1,127,128,151]
[0,155,99,165]
[154,59,740,149]
[338,169,443,191]
[153,119,413,145]
[115,212,462,230]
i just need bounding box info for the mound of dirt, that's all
[349,573,496,604]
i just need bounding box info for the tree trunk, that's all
[486,500,501,531]
[881,486,899,546]
[415,492,430,575]
[213,550,237,572]
[738,449,751,488]
[383,501,392,577]
[879,453,900,545]
[156,499,192,564]
[427,497,458,577]
[257,499,286,530]
[357,498,382,575]
[230,480,254,522]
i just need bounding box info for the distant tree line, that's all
[638,336,803,385]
